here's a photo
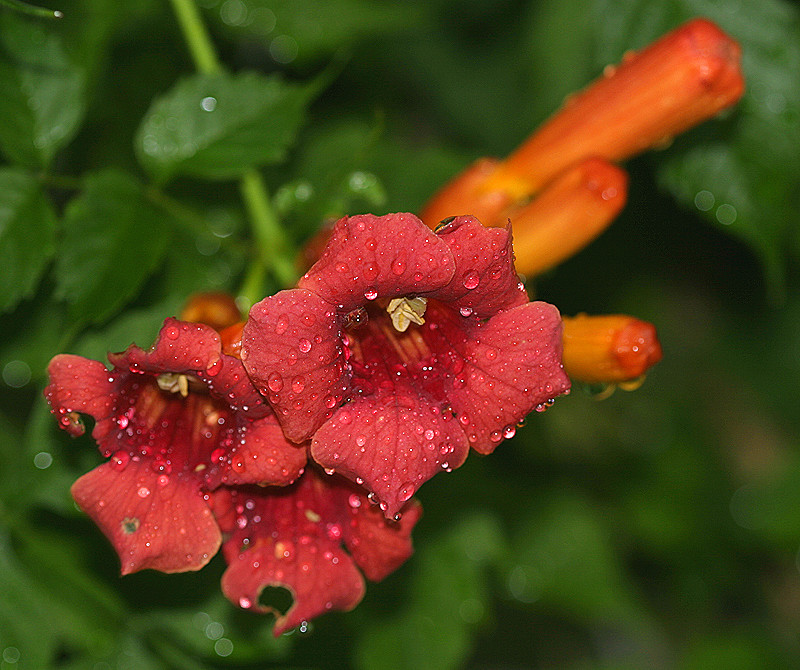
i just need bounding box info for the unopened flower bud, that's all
[562,314,663,384]
[510,158,627,277]
[180,292,242,331]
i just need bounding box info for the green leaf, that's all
[0,168,56,312]
[591,0,800,296]
[510,493,641,622]
[135,71,316,182]
[356,513,503,670]
[54,169,172,325]
[0,12,86,167]
[208,0,418,64]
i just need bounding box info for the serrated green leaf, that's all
[54,169,172,325]
[135,72,316,182]
[0,12,86,167]
[0,168,57,313]
[592,0,800,296]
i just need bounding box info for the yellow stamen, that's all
[157,372,190,397]
[387,297,428,332]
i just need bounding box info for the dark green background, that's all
[1,0,799,667]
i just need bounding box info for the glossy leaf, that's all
[0,12,86,167]
[0,168,56,313]
[54,169,171,324]
[135,71,316,182]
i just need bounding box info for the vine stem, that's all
[168,0,299,306]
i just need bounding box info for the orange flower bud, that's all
[420,158,512,229]
[562,314,663,384]
[220,321,245,359]
[510,158,627,277]
[180,292,242,332]
[481,18,745,198]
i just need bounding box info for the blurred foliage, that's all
[1,0,800,668]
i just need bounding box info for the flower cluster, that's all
[45,17,743,635]
[46,212,569,633]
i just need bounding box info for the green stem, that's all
[169,0,298,298]
[168,0,221,75]
[240,171,299,287]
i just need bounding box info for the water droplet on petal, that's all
[110,451,130,471]
[463,272,480,290]
[364,289,378,301]
[398,482,415,502]
[267,373,283,392]
[298,338,312,353]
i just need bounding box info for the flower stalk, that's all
[169,0,298,302]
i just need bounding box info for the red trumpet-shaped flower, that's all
[241,213,570,518]
[45,318,306,575]
[214,467,421,636]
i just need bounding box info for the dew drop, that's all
[298,338,312,353]
[463,272,480,290]
[364,289,378,301]
[459,306,473,317]
[391,258,406,275]
[275,316,289,335]
[110,450,130,471]
[137,486,151,498]
[165,325,180,340]
[348,494,362,508]
[292,377,305,393]
[267,373,284,392]
[398,482,415,502]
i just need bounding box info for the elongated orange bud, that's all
[420,158,512,229]
[511,158,627,277]
[180,292,242,331]
[481,18,745,198]
[562,314,662,384]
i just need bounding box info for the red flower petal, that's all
[445,301,570,453]
[71,459,221,574]
[45,355,115,437]
[298,213,456,312]
[109,317,221,375]
[215,413,307,487]
[310,388,469,519]
[433,215,528,317]
[222,537,365,636]
[217,469,420,635]
[344,495,422,582]
[242,289,349,442]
